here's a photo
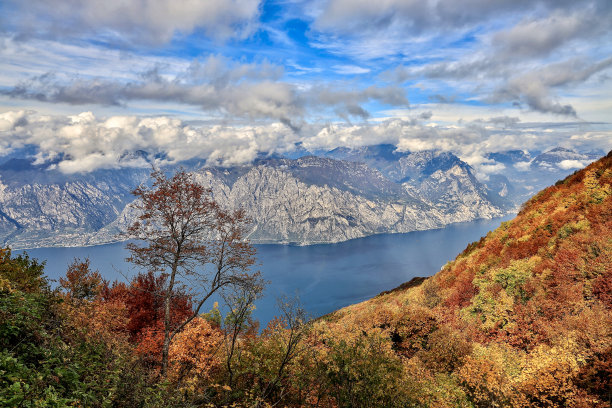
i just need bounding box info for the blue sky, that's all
[0,0,611,173]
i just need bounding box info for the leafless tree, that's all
[258,296,310,405]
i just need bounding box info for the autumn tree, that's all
[126,169,263,376]
[59,257,103,301]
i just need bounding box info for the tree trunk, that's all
[161,259,179,376]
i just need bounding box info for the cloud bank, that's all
[1,110,609,175]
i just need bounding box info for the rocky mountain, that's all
[0,146,506,248]
[325,145,510,215]
[0,157,150,248]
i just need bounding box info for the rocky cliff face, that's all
[192,158,446,244]
[0,158,149,248]
[0,148,506,248]
[92,154,503,246]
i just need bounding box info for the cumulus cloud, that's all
[0,0,262,45]
[558,159,588,170]
[0,110,300,173]
[0,109,29,132]
[1,110,610,174]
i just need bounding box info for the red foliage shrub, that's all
[592,273,612,308]
[101,271,193,362]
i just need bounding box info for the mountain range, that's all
[0,145,601,248]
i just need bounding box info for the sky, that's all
[0,0,611,173]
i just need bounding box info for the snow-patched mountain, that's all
[0,148,505,248]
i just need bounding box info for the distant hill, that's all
[317,151,611,407]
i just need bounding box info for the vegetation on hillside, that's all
[0,152,610,407]
[318,151,611,407]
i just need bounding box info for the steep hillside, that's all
[316,151,612,407]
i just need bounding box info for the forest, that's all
[1,151,610,407]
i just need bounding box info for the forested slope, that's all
[317,151,611,407]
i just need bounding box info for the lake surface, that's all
[24,216,512,327]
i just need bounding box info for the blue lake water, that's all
[24,216,512,327]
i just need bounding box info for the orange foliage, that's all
[59,258,103,301]
[168,317,223,391]
[313,151,612,407]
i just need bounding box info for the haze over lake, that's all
[26,216,511,326]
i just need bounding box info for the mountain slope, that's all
[1,151,505,248]
[325,145,509,216]
[0,159,149,248]
[192,157,446,244]
[316,151,612,407]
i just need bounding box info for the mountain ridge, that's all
[1,145,601,249]
[0,148,505,248]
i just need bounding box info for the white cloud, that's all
[478,163,506,174]
[1,0,262,45]
[0,109,28,132]
[0,110,299,173]
[514,161,532,172]
[3,55,413,125]
[309,0,612,61]
[332,65,371,75]
[558,159,588,170]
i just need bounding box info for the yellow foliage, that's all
[168,317,223,393]
[60,296,130,352]
[458,343,523,407]
[0,275,12,293]
[512,338,583,407]
[583,169,611,203]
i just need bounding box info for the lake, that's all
[23,216,512,327]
